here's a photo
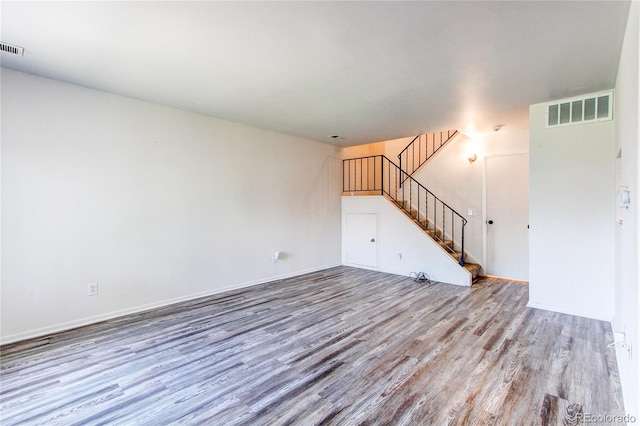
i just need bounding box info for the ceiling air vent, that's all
[546,91,613,127]
[0,41,24,56]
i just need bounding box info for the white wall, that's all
[528,99,615,322]
[613,0,639,418]
[342,196,471,286]
[0,69,343,344]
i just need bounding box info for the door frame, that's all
[482,151,529,277]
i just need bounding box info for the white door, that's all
[345,213,378,268]
[485,154,529,280]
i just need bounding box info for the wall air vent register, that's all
[546,92,613,127]
[0,41,24,56]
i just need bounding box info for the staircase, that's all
[393,198,482,281]
[398,129,458,178]
[343,153,482,281]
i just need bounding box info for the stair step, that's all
[395,200,428,225]
[395,200,410,210]
[440,240,454,249]
[414,218,431,228]
[426,229,442,238]
[463,262,483,281]
[391,194,483,282]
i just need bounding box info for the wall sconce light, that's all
[467,153,477,164]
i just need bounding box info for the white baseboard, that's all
[0,263,341,346]
[526,300,614,323]
[342,262,471,287]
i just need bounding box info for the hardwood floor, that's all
[0,266,625,425]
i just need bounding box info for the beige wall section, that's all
[528,99,615,322]
[342,141,385,159]
[342,135,414,161]
[384,136,414,160]
[613,0,639,419]
[1,69,343,343]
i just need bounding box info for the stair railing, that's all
[398,130,458,178]
[343,155,467,265]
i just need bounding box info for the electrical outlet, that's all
[87,282,98,296]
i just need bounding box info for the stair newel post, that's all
[396,161,400,200]
[389,157,392,198]
[379,155,383,196]
[460,221,466,266]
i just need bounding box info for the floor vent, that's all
[546,91,613,127]
[0,42,24,56]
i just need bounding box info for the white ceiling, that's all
[0,1,631,146]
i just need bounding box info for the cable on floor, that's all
[410,271,431,284]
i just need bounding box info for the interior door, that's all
[486,154,529,280]
[345,213,378,268]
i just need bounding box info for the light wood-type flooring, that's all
[0,266,625,425]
